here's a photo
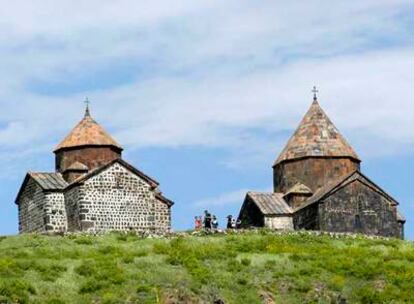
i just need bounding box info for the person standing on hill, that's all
[231,218,237,229]
[226,215,233,229]
[236,218,242,229]
[212,215,219,231]
[203,210,212,229]
[194,216,202,230]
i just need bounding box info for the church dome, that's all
[274,97,359,166]
[54,105,123,153]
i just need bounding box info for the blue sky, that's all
[0,1,413,239]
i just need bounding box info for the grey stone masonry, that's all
[18,179,67,233]
[18,179,46,233]
[65,162,171,233]
[44,192,67,232]
[16,107,173,234]
[16,161,172,234]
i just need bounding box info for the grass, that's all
[0,230,413,303]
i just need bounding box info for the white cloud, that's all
[193,189,254,208]
[0,1,414,175]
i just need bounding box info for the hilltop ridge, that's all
[0,230,413,303]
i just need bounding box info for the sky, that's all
[0,1,413,239]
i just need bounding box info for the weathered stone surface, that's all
[274,157,360,194]
[274,99,360,165]
[54,108,122,152]
[240,96,405,239]
[264,216,293,230]
[65,162,171,233]
[18,178,67,233]
[55,146,121,174]
[238,196,264,228]
[238,195,293,230]
[16,106,173,235]
[318,178,400,237]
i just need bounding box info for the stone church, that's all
[15,104,173,234]
[238,90,405,239]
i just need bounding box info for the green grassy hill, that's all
[0,231,413,304]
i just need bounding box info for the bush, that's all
[45,298,67,304]
[0,230,412,303]
[0,279,36,303]
[75,261,96,277]
[73,236,94,245]
[79,279,105,294]
[240,258,251,266]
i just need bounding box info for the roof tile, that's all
[247,192,293,215]
[54,109,122,152]
[274,99,360,165]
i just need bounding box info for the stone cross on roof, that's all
[312,86,318,101]
[84,97,91,117]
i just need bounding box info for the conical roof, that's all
[54,106,123,153]
[274,98,360,165]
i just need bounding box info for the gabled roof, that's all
[284,183,313,196]
[246,192,293,215]
[65,161,89,171]
[66,158,159,189]
[15,172,68,204]
[54,107,122,152]
[155,193,174,207]
[274,99,360,166]
[295,170,399,212]
[65,158,174,207]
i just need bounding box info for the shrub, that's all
[75,261,96,277]
[79,279,105,294]
[354,285,384,304]
[122,254,135,264]
[98,245,120,255]
[227,258,243,272]
[0,258,21,277]
[45,298,67,304]
[328,275,345,291]
[73,236,94,245]
[0,279,36,303]
[241,258,251,266]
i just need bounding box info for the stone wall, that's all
[264,216,293,230]
[44,192,67,232]
[63,170,87,183]
[293,203,319,230]
[153,196,171,231]
[55,146,121,173]
[18,179,47,233]
[238,197,265,228]
[318,179,401,238]
[274,157,360,193]
[284,193,312,209]
[64,186,81,231]
[66,163,171,233]
[18,178,67,233]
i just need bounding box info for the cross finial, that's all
[312,86,319,101]
[84,97,91,117]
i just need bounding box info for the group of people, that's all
[194,210,241,230]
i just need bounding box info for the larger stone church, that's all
[238,91,405,238]
[15,105,173,234]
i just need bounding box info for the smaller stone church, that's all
[238,89,405,238]
[15,104,173,234]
